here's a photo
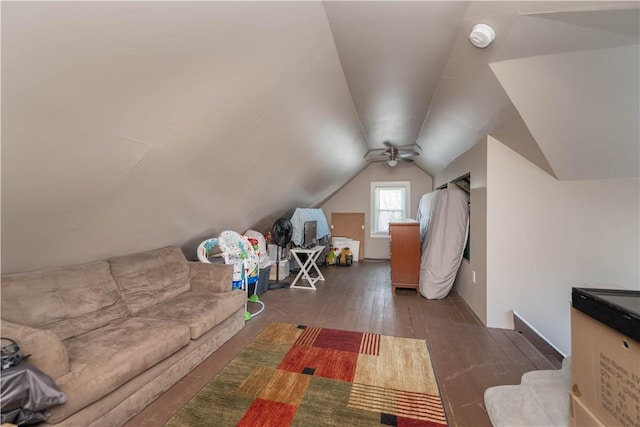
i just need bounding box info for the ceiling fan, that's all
[364,141,421,167]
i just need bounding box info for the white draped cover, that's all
[417,187,469,299]
[289,208,330,246]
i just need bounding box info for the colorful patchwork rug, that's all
[166,322,447,426]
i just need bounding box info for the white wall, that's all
[321,162,433,259]
[486,136,640,355]
[434,140,488,325]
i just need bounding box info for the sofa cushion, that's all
[51,316,190,424]
[1,261,129,340]
[109,247,191,315]
[136,290,246,339]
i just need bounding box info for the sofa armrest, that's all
[0,319,70,380]
[189,262,233,293]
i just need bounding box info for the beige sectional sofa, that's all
[0,246,247,426]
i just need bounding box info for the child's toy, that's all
[325,248,337,265]
[243,229,270,299]
[337,247,353,266]
[218,230,260,290]
[197,230,265,320]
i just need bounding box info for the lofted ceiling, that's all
[328,1,639,179]
[1,1,638,273]
[323,1,469,148]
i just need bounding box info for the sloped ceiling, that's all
[1,2,367,272]
[490,9,639,180]
[323,1,469,147]
[324,1,638,178]
[412,1,638,177]
[2,1,638,273]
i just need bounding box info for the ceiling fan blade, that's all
[398,152,419,158]
[369,142,420,163]
[365,153,390,162]
[363,148,388,159]
[382,141,421,151]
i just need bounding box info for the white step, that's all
[484,357,571,427]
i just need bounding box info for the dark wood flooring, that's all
[125,260,557,427]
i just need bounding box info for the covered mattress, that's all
[417,187,469,299]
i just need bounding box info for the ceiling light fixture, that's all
[469,24,495,48]
[387,160,398,167]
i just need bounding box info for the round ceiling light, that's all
[469,24,495,48]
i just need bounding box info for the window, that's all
[370,181,410,237]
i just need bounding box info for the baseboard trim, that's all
[513,311,565,369]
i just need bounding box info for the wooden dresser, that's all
[389,221,420,294]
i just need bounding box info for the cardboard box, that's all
[571,308,640,427]
[269,260,290,280]
[570,392,606,427]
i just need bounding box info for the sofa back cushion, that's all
[1,261,129,340]
[109,247,191,315]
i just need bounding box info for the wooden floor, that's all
[126,260,557,427]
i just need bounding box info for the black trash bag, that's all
[1,361,67,425]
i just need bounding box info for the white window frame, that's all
[370,181,410,238]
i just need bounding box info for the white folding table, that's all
[289,246,325,290]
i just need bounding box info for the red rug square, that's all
[278,344,358,382]
[237,398,297,427]
[313,328,364,353]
